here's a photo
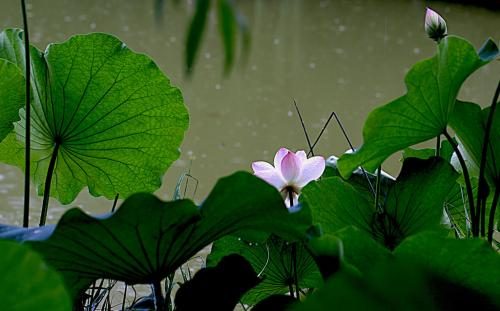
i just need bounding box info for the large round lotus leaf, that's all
[0,240,71,310]
[0,28,189,204]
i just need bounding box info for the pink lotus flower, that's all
[252,148,325,207]
[425,8,447,42]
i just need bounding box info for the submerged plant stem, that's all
[443,130,477,236]
[21,0,31,228]
[477,80,500,237]
[153,279,165,311]
[487,186,499,244]
[39,142,60,226]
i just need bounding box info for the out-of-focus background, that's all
[0,0,498,224]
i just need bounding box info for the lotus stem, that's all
[375,166,382,213]
[291,243,300,299]
[288,189,300,299]
[443,130,477,236]
[21,0,31,227]
[39,141,60,226]
[477,80,500,237]
[435,135,441,157]
[487,186,499,244]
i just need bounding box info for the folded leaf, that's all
[338,36,498,177]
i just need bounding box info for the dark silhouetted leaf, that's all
[291,256,499,311]
[208,235,321,305]
[395,231,500,306]
[175,254,260,311]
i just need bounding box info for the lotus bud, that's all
[425,8,447,42]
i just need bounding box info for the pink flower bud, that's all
[425,8,447,42]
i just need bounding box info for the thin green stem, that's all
[477,80,500,237]
[375,166,382,213]
[291,244,300,299]
[481,198,487,237]
[287,188,300,299]
[111,193,119,212]
[21,0,31,228]
[153,279,165,311]
[39,141,60,226]
[435,135,441,157]
[487,186,499,244]
[443,130,477,236]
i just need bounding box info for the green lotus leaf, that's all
[337,36,498,177]
[26,172,311,301]
[0,240,71,310]
[450,100,500,187]
[330,226,391,274]
[0,28,189,204]
[0,59,24,144]
[301,157,457,250]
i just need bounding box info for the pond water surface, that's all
[0,0,498,226]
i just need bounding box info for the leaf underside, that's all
[23,172,311,301]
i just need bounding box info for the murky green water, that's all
[0,0,499,225]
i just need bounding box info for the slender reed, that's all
[332,112,376,196]
[293,100,314,156]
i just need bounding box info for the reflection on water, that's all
[0,0,498,224]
